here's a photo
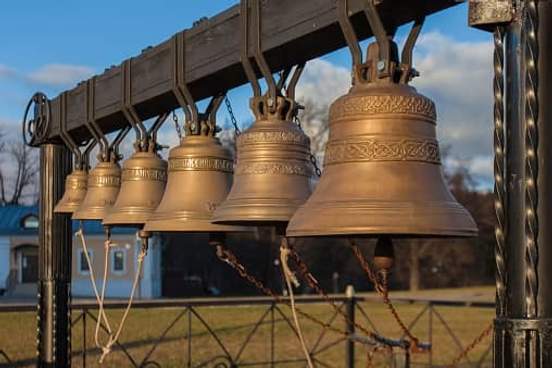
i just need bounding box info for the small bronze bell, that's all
[103,114,169,227]
[287,7,477,238]
[54,92,96,214]
[144,96,248,233]
[55,169,89,214]
[72,123,130,221]
[72,160,122,221]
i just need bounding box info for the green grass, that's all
[0,287,495,367]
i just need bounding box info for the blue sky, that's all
[0,1,494,186]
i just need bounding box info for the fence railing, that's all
[0,294,495,368]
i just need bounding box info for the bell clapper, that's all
[373,236,395,295]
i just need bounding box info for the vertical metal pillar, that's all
[470,0,552,365]
[37,144,72,367]
[345,285,355,368]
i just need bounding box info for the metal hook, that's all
[241,0,261,97]
[207,93,225,131]
[121,59,148,151]
[85,78,109,161]
[251,0,278,102]
[83,139,97,170]
[59,92,83,169]
[338,0,363,71]
[171,31,198,134]
[362,0,392,73]
[149,112,169,146]
[286,63,305,102]
[399,17,425,84]
[110,125,131,160]
[276,68,292,93]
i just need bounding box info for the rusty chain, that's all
[448,322,493,367]
[213,243,349,337]
[224,95,241,136]
[294,116,322,177]
[349,241,422,351]
[171,110,183,140]
[286,245,379,341]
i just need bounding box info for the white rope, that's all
[75,225,113,348]
[98,244,146,363]
[76,224,148,364]
[280,238,314,368]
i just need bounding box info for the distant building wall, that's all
[0,236,9,290]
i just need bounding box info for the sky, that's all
[0,1,494,188]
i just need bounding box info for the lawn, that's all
[0,287,495,367]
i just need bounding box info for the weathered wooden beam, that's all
[46,0,461,142]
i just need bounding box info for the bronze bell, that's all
[212,95,313,225]
[144,96,248,233]
[72,160,122,221]
[286,35,477,237]
[212,2,312,226]
[103,114,169,227]
[102,151,167,226]
[55,169,88,214]
[54,92,96,214]
[72,123,130,221]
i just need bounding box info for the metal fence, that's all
[0,295,494,368]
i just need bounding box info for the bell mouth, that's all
[286,200,478,239]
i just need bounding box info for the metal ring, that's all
[22,92,50,147]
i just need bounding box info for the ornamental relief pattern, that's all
[330,95,436,121]
[169,157,233,173]
[122,168,167,182]
[237,131,310,147]
[324,138,441,165]
[67,179,87,190]
[88,175,121,187]
[235,162,313,177]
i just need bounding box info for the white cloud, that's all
[27,64,95,87]
[0,64,16,79]
[296,59,351,108]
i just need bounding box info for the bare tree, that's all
[0,130,39,205]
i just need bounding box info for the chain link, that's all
[295,116,322,178]
[224,95,241,136]
[172,110,183,140]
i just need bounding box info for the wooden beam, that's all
[46,0,462,142]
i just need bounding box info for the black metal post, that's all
[37,144,72,368]
[345,285,355,368]
[494,0,552,366]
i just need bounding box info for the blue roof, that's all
[0,205,136,236]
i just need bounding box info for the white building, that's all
[0,205,162,299]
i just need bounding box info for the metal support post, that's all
[37,144,72,367]
[492,0,552,365]
[345,285,355,368]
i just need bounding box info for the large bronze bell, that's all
[103,114,169,227]
[144,96,247,233]
[212,95,313,225]
[286,8,477,237]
